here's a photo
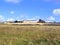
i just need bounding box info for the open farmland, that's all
[0,24,60,45]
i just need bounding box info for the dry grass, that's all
[0,24,60,45]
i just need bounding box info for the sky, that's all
[0,0,60,22]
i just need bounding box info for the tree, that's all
[38,19,45,23]
[14,20,18,23]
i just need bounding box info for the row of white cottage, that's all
[4,20,37,24]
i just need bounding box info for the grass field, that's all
[0,24,60,45]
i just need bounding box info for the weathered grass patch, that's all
[0,25,60,45]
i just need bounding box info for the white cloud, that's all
[7,18,15,21]
[16,14,40,21]
[53,9,60,15]
[10,11,15,15]
[20,14,27,18]
[43,0,60,4]
[24,16,40,21]
[44,0,51,2]
[32,16,40,20]
[54,0,60,4]
[20,14,29,19]
[16,14,29,21]
[46,16,55,22]
[0,15,5,22]
[5,0,22,3]
[47,16,55,21]
[33,0,60,4]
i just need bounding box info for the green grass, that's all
[0,24,60,45]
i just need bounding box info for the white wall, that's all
[23,20,37,23]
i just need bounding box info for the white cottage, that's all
[23,20,37,23]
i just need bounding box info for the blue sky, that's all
[0,0,60,22]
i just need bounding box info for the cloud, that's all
[16,14,29,21]
[43,0,60,4]
[7,18,15,21]
[20,14,27,18]
[24,16,40,21]
[10,11,15,15]
[33,0,60,4]
[54,0,60,4]
[0,15,5,22]
[16,14,40,21]
[53,9,60,15]
[5,0,22,3]
[47,16,55,21]
[32,16,40,20]
[44,0,51,2]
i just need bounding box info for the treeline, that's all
[14,19,46,23]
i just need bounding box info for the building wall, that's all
[23,20,37,23]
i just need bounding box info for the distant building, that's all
[4,19,46,24]
[23,20,37,23]
[14,20,23,23]
[4,21,14,24]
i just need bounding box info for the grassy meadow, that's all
[0,24,60,45]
